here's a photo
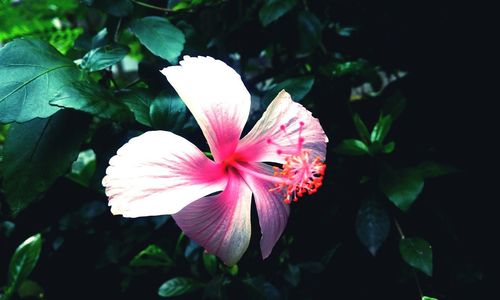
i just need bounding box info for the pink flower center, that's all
[231,121,326,204]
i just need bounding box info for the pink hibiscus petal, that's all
[161,56,251,162]
[102,131,226,218]
[173,171,252,266]
[237,90,328,164]
[239,163,290,259]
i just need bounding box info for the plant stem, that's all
[131,0,172,12]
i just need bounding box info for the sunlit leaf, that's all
[0,38,83,123]
[400,237,433,276]
[259,0,298,27]
[130,16,185,64]
[158,277,203,297]
[3,110,89,214]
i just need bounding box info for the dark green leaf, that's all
[80,45,129,72]
[16,280,44,299]
[5,233,42,298]
[284,264,301,287]
[3,110,89,214]
[370,115,392,143]
[121,89,155,127]
[353,113,370,143]
[50,81,133,121]
[379,167,424,212]
[242,277,281,300]
[130,16,185,64]
[203,252,217,276]
[399,237,433,276]
[149,90,188,131]
[262,76,314,105]
[297,261,325,274]
[297,11,322,56]
[335,139,369,156]
[0,38,83,123]
[381,91,406,120]
[383,141,396,154]
[130,244,174,268]
[259,0,298,27]
[66,149,96,187]
[355,200,390,256]
[158,277,203,297]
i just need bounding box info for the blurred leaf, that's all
[422,297,438,300]
[355,199,390,256]
[370,115,392,143]
[158,277,203,297]
[353,113,370,143]
[414,161,459,179]
[3,234,42,299]
[399,237,433,276]
[379,167,424,212]
[149,90,188,131]
[50,81,133,121]
[221,264,238,276]
[121,89,155,127]
[130,16,185,64]
[0,221,15,239]
[335,139,369,156]
[284,264,301,287]
[382,141,396,154]
[67,149,96,187]
[130,244,174,268]
[16,280,44,299]
[297,11,322,56]
[297,261,324,274]
[242,277,281,300]
[262,76,314,105]
[3,110,89,214]
[95,0,133,17]
[0,38,83,123]
[203,252,217,276]
[259,0,298,27]
[92,28,110,49]
[381,91,406,120]
[80,44,129,72]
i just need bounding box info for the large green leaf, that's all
[80,44,129,72]
[3,110,89,214]
[2,233,42,300]
[262,76,314,105]
[121,89,155,127]
[0,38,83,123]
[399,237,433,276]
[149,90,188,131]
[158,277,203,297]
[129,16,185,64]
[130,244,174,268]
[259,0,298,27]
[355,200,390,256]
[50,81,133,121]
[379,167,424,212]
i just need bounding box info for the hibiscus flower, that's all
[102,56,328,265]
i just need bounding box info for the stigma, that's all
[268,122,326,204]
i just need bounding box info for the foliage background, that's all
[0,0,490,299]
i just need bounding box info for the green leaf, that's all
[335,139,370,156]
[414,161,459,179]
[66,149,96,187]
[121,89,155,127]
[297,11,322,56]
[16,280,44,299]
[203,252,217,276]
[80,45,129,72]
[355,199,390,256]
[50,81,133,121]
[130,244,174,268]
[422,296,438,300]
[149,90,188,131]
[399,237,433,276]
[0,38,83,123]
[284,264,301,287]
[353,113,370,143]
[382,141,396,154]
[381,91,406,120]
[259,0,298,27]
[262,76,315,105]
[95,0,133,17]
[158,277,203,297]
[370,115,393,143]
[3,110,89,214]
[130,16,185,64]
[4,233,42,299]
[379,167,424,212]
